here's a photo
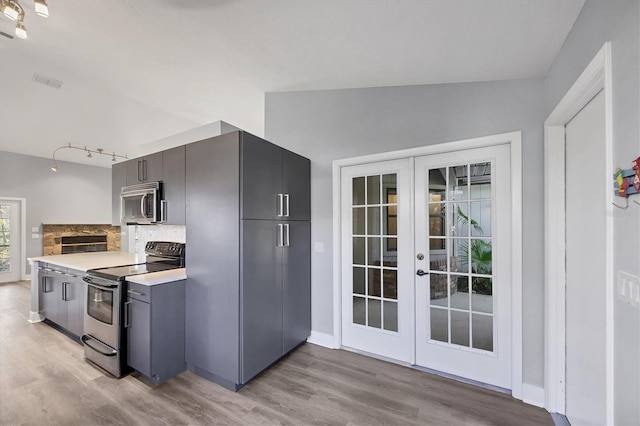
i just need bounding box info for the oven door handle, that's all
[81,335,117,357]
[83,276,118,289]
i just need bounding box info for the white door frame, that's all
[0,197,27,281]
[543,42,613,421]
[332,131,523,399]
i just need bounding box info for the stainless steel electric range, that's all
[81,241,185,377]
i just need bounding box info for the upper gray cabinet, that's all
[282,149,311,221]
[126,151,163,185]
[112,161,127,226]
[162,146,186,225]
[112,147,186,225]
[241,133,310,221]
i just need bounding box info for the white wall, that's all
[545,1,640,424]
[0,151,112,275]
[265,78,546,387]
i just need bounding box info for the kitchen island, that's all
[28,251,186,323]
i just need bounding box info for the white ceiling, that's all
[0,0,584,168]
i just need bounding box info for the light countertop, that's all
[126,268,187,286]
[29,251,143,272]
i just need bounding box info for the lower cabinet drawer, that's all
[126,282,151,303]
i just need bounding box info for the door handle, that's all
[41,276,50,293]
[137,160,143,181]
[140,193,148,218]
[277,194,284,217]
[284,223,290,247]
[416,269,428,276]
[284,194,290,217]
[124,301,131,328]
[277,224,284,247]
[160,200,167,223]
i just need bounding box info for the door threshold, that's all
[341,345,511,396]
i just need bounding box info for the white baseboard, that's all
[522,383,545,408]
[307,331,335,348]
[28,311,43,323]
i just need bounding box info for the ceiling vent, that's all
[32,72,63,89]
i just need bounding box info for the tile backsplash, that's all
[126,225,186,259]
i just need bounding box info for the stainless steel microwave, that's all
[120,182,164,225]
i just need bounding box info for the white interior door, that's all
[341,159,414,362]
[0,200,22,283]
[414,145,511,389]
[565,90,607,425]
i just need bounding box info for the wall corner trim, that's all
[522,383,545,408]
[307,331,336,349]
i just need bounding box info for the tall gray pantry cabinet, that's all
[185,131,311,391]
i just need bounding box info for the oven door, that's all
[84,280,121,349]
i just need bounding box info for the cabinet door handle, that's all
[277,194,284,217]
[124,301,131,328]
[137,160,143,182]
[41,276,50,293]
[143,159,148,181]
[128,289,145,296]
[284,194,290,217]
[284,223,290,247]
[160,200,167,223]
[277,224,284,247]
[62,282,67,301]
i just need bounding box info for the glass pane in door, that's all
[351,173,398,332]
[427,162,494,352]
[0,204,11,272]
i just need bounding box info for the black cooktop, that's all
[86,241,185,281]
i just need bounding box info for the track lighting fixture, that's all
[51,143,128,172]
[1,0,49,41]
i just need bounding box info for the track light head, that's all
[15,21,26,39]
[34,0,48,17]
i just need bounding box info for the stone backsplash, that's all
[42,224,121,256]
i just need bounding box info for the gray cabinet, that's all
[161,146,186,225]
[125,280,186,385]
[241,220,283,382]
[39,266,62,324]
[283,221,311,353]
[63,270,85,338]
[126,151,163,185]
[112,161,127,225]
[185,131,311,391]
[38,264,85,339]
[241,132,311,221]
[282,149,311,221]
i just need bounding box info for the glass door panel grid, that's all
[0,204,11,273]
[427,163,494,352]
[352,174,399,332]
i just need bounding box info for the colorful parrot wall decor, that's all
[613,156,640,198]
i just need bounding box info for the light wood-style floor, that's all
[0,281,552,425]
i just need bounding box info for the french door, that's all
[414,145,511,388]
[340,159,413,362]
[0,200,21,283]
[341,144,512,389]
